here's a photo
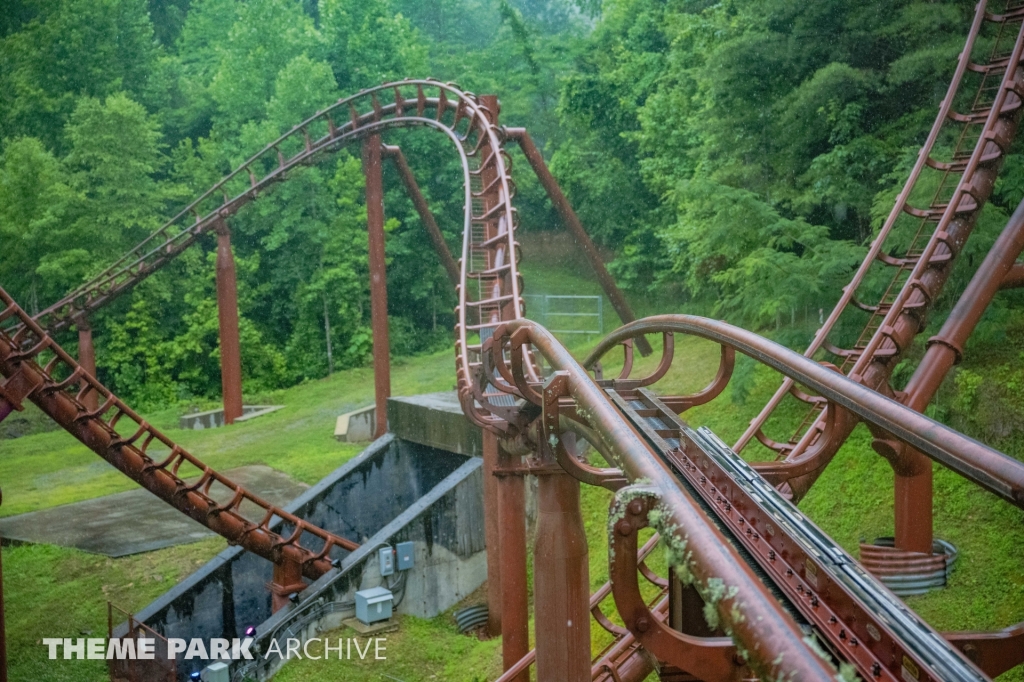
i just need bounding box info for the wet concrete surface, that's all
[0,465,308,556]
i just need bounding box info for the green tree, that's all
[0,0,161,149]
[62,94,181,255]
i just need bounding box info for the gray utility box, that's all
[356,586,394,625]
[396,541,415,571]
[201,662,230,682]
[379,546,394,577]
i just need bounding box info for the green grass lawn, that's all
[1,231,1022,681]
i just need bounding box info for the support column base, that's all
[859,537,957,596]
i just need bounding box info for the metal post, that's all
[215,222,244,425]
[504,127,651,356]
[0,400,11,425]
[895,198,1024,553]
[534,471,590,682]
[76,318,99,412]
[497,451,529,681]
[364,134,391,439]
[482,431,503,636]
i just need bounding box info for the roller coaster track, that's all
[482,316,1024,681]
[736,0,1024,481]
[0,14,1021,681]
[14,80,529,425]
[0,288,357,580]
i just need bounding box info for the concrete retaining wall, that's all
[387,392,483,456]
[122,435,485,681]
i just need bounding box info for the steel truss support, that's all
[503,127,651,357]
[497,456,529,680]
[481,431,504,636]
[887,198,1024,554]
[381,144,460,288]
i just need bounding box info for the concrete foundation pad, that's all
[341,618,400,636]
[387,392,482,456]
[0,465,308,556]
[334,405,375,442]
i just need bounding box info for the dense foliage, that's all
[1,0,1021,408]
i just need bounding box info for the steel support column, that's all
[504,127,651,357]
[894,198,1024,552]
[534,471,590,682]
[497,459,529,680]
[364,134,391,439]
[215,222,244,425]
[76,318,99,413]
[482,431,503,636]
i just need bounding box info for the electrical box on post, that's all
[378,546,394,576]
[396,541,415,571]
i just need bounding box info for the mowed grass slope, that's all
[1,230,1021,680]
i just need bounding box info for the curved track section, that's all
[488,316,1010,681]
[0,289,356,581]
[22,79,528,429]
[737,0,1024,463]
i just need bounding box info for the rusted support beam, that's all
[76,317,99,413]
[534,471,590,682]
[381,144,460,288]
[504,127,651,357]
[891,198,1024,553]
[481,431,503,636]
[945,622,1024,678]
[497,464,529,680]
[215,222,244,425]
[364,134,391,440]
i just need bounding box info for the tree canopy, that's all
[1,0,1019,407]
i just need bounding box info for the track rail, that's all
[488,315,1023,680]
[0,289,356,581]
[14,80,530,429]
[737,0,1024,468]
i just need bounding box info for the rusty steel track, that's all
[0,5,1021,679]
[489,316,1021,680]
[12,80,531,430]
[0,289,357,581]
